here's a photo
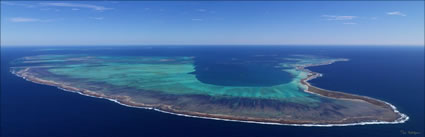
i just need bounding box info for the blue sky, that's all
[1,1,424,46]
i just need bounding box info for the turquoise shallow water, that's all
[3,46,422,137]
[9,53,401,124]
[15,55,333,102]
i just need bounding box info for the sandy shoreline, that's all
[11,59,409,126]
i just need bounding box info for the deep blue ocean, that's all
[1,46,424,137]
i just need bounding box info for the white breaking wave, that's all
[68,87,410,127]
[11,60,409,127]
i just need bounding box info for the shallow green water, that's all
[11,54,400,123]
[44,55,319,102]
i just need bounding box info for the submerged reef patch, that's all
[10,54,408,126]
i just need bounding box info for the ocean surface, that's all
[1,46,424,137]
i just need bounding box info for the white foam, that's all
[51,84,411,127]
[72,90,410,127]
[10,60,409,127]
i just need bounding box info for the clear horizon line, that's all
[1,44,425,47]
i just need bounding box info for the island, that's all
[10,54,408,126]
